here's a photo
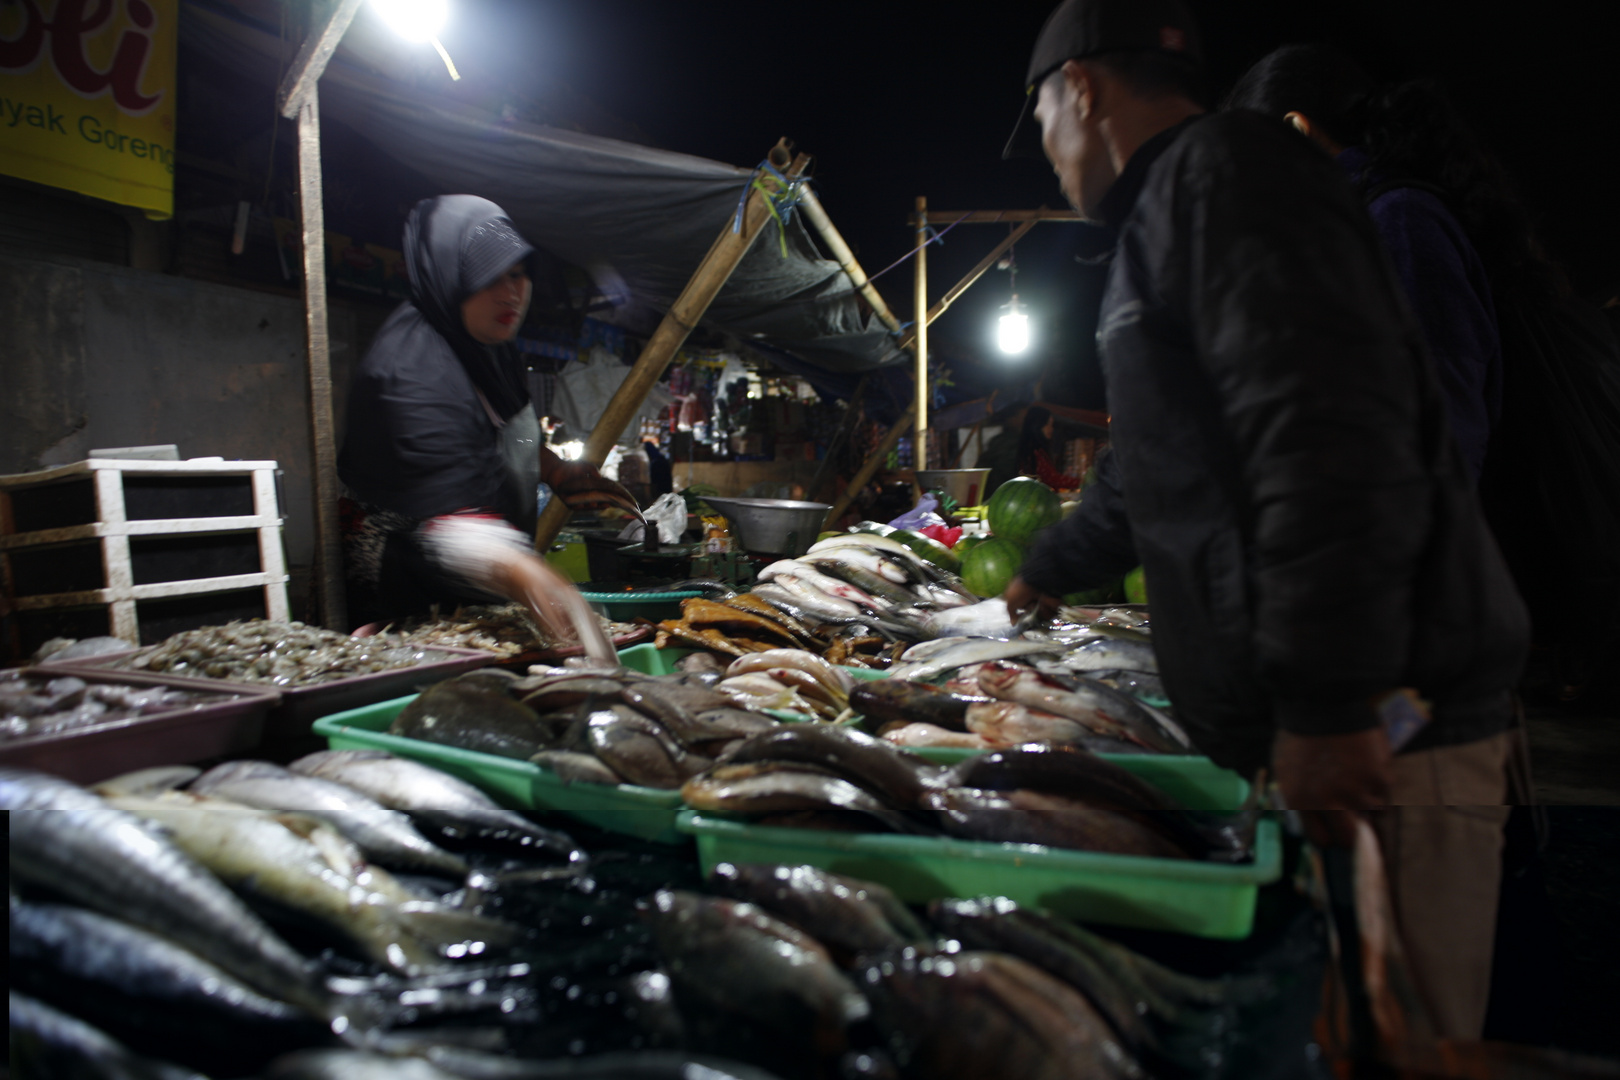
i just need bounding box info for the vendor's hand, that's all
[1273,728,1393,848]
[1004,575,1062,622]
[485,549,579,643]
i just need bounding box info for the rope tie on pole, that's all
[732,161,807,257]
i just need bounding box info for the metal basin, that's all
[916,468,991,507]
[700,496,830,557]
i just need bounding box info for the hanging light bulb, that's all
[370,0,461,79]
[996,240,1030,355]
[999,296,1030,355]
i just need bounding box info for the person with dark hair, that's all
[1001,0,1528,1041]
[337,195,615,658]
[1225,45,1506,480]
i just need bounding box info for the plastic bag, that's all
[616,491,688,546]
[888,493,948,532]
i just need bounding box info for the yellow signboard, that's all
[1,0,178,219]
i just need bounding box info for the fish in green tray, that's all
[682,762,934,835]
[2,767,326,1014]
[887,638,1067,683]
[287,750,584,865]
[587,707,705,789]
[859,949,1145,1080]
[961,700,1144,755]
[11,897,329,1074]
[1061,634,1160,674]
[923,788,1197,859]
[708,863,929,962]
[514,673,628,712]
[726,648,856,697]
[850,680,984,731]
[973,665,1191,753]
[528,749,625,786]
[191,760,468,878]
[929,897,1243,1074]
[390,673,551,760]
[718,724,945,807]
[108,793,519,973]
[10,991,207,1080]
[640,890,870,1055]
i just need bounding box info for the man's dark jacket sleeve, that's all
[1019,448,1138,596]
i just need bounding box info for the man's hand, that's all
[1273,727,1393,848]
[1004,575,1063,622]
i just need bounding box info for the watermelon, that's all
[892,528,962,572]
[1124,565,1148,605]
[987,477,1062,544]
[961,537,1025,598]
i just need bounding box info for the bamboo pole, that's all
[533,150,812,552]
[914,197,929,469]
[824,400,916,528]
[898,216,1039,352]
[798,186,903,333]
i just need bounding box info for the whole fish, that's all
[757,560,886,612]
[850,679,982,731]
[810,534,968,592]
[773,575,870,619]
[963,701,1138,752]
[191,761,468,877]
[974,667,1191,753]
[11,897,328,1073]
[924,788,1194,859]
[805,544,916,582]
[709,863,928,961]
[815,560,923,609]
[109,793,516,972]
[727,649,855,697]
[858,950,1145,1080]
[1062,635,1159,674]
[930,897,1237,1073]
[682,762,932,835]
[288,750,583,864]
[2,767,323,1012]
[640,890,870,1053]
[390,676,549,760]
[882,722,994,750]
[887,639,1066,683]
[91,765,201,798]
[10,991,207,1080]
[922,599,1019,639]
[720,724,945,806]
[529,749,624,786]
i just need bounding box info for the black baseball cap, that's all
[1003,0,1203,159]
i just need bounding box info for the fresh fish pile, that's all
[390,667,783,789]
[654,533,985,668]
[103,620,456,687]
[0,670,231,741]
[637,861,1290,1080]
[682,728,1252,862]
[714,649,856,721]
[388,603,641,660]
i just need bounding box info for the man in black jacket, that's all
[1002,0,1529,1040]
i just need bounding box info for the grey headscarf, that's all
[403,195,535,420]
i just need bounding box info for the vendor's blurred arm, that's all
[1007,448,1138,616]
[418,513,584,643]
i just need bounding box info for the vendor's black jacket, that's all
[1019,112,1529,775]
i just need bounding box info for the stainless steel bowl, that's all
[916,468,991,507]
[700,496,831,556]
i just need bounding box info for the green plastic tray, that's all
[676,755,1278,940]
[311,696,687,844]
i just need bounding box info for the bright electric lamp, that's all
[370,0,447,41]
[370,0,461,79]
[998,301,1030,355]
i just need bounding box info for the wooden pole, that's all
[897,216,1039,352]
[533,150,813,552]
[824,400,916,528]
[913,196,928,469]
[798,186,903,333]
[277,0,361,630]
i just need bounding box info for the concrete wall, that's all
[0,251,386,582]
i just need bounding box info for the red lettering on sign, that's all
[0,0,162,114]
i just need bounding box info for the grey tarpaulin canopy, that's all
[182,3,905,377]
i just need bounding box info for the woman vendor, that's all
[337,194,614,657]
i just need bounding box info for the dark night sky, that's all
[424,0,1619,408]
